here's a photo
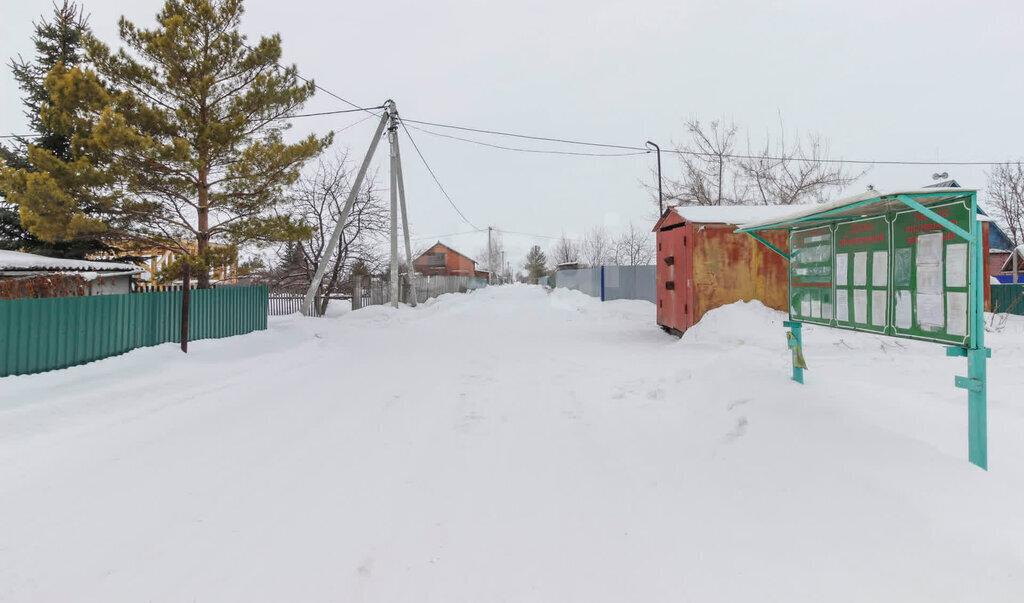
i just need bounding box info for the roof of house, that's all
[415,241,478,266]
[1000,245,1024,272]
[0,250,143,274]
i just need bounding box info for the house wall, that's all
[413,243,479,276]
[86,274,133,296]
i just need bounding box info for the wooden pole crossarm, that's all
[895,195,973,241]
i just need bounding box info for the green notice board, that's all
[789,226,833,326]
[787,199,972,345]
[890,199,972,346]
[834,216,889,334]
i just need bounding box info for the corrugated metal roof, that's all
[0,250,143,273]
[736,188,976,232]
[671,205,804,226]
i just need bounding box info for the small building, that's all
[652,205,796,335]
[925,179,1015,280]
[413,242,488,278]
[0,250,143,299]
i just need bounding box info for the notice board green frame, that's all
[738,189,989,469]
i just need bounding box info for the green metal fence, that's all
[0,285,268,377]
[991,284,1024,316]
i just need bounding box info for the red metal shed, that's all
[652,206,795,335]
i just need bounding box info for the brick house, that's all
[413,242,489,278]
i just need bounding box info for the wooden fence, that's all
[351,274,488,309]
[0,286,268,377]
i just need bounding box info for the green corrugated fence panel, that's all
[0,285,270,377]
[991,284,1024,316]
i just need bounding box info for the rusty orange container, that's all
[653,206,792,335]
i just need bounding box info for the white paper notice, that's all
[872,251,888,287]
[811,298,822,319]
[871,289,887,326]
[854,289,867,324]
[835,253,849,286]
[947,291,968,336]
[894,248,912,286]
[946,243,967,288]
[822,301,833,321]
[917,293,944,329]
[917,232,943,265]
[836,289,849,322]
[895,290,912,329]
[917,264,943,294]
[853,251,868,286]
[800,294,811,317]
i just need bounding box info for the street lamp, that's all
[646,141,663,215]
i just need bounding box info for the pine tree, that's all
[0,0,331,286]
[0,1,109,258]
[524,245,548,279]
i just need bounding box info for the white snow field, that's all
[1,284,1023,602]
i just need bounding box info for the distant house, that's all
[413,242,489,278]
[0,250,143,299]
[925,179,1017,275]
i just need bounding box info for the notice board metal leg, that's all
[783,320,805,384]
[967,347,988,469]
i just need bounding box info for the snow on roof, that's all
[671,205,803,226]
[736,188,977,231]
[0,250,142,273]
[999,245,1024,272]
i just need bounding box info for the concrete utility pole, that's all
[488,226,493,284]
[388,106,400,308]
[390,107,418,306]
[301,110,390,316]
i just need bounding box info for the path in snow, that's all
[1,284,1023,601]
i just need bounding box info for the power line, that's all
[411,229,485,241]
[406,123,648,158]
[403,117,644,152]
[289,106,387,119]
[399,121,481,230]
[494,228,580,241]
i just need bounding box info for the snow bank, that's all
[1,284,1022,602]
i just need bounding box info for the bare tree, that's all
[613,222,655,266]
[581,226,613,267]
[987,162,1024,247]
[738,122,861,205]
[549,233,580,266]
[476,228,506,278]
[654,117,861,209]
[663,119,744,206]
[273,152,387,314]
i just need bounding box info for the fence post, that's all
[181,263,190,353]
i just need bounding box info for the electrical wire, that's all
[399,121,481,230]
[411,229,485,241]
[405,123,648,158]
[403,117,644,152]
[288,106,387,119]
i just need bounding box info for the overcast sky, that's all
[3,0,1023,265]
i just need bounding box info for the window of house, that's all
[427,252,446,267]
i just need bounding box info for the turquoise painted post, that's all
[967,191,988,469]
[782,320,805,384]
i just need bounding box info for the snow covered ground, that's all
[1,284,1023,602]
